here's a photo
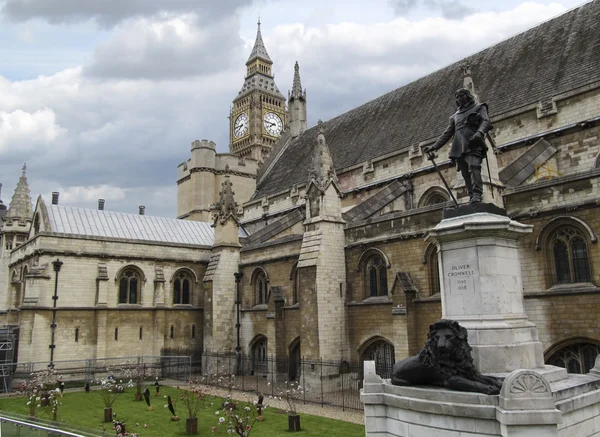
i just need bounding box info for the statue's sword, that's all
[426,151,459,207]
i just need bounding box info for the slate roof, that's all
[254,1,600,199]
[46,204,219,246]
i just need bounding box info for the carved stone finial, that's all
[211,175,239,225]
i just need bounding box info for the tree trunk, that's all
[288,414,301,431]
[104,407,113,423]
[135,392,143,401]
[186,417,198,435]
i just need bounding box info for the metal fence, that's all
[7,355,191,391]
[5,353,382,412]
[193,352,369,411]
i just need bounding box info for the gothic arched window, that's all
[254,270,268,305]
[547,341,599,374]
[118,268,141,304]
[366,255,388,297]
[418,187,450,208]
[550,226,592,285]
[290,263,299,305]
[424,244,440,297]
[173,270,193,305]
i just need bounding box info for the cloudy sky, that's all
[0,0,589,218]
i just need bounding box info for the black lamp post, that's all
[49,258,63,368]
[234,272,243,375]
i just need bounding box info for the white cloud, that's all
[0,108,67,153]
[85,14,244,79]
[0,0,256,27]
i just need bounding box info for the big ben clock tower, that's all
[230,20,287,163]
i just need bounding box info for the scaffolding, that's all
[0,326,18,392]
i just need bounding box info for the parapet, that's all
[191,139,217,151]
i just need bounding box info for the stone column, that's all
[426,209,546,373]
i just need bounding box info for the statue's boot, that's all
[469,163,483,203]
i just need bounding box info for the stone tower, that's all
[288,61,307,138]
[229,19,287,163]
[297,121,348,363]
[176,140,258,221]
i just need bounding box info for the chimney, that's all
[51,192,59,205]
[98,199,105,211]
[139,205,145,215]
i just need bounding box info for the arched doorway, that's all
[250,335,268,375]
[288,339,301,381]
[360,338,395,379]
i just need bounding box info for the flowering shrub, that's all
[17,368,61,419]
[177,379,214,418]
[98,376,130,408]
[212,396,265,437]
[121,360,155,398]
[271,380,306,414]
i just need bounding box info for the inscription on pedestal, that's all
[446,264,475,294]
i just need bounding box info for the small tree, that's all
[212,396,265,437]
[178,379,213,419]
[98,376,125,409]
[273,380,306,414]
[121,360,154,400]
[17,368,60,419]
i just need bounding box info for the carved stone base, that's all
[362,360,600,437]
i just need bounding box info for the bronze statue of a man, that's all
[424,88,492,204]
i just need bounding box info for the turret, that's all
[288,61,307,137]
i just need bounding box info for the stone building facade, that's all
[1,3,599,379]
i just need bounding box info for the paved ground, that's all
[162,380,365,425]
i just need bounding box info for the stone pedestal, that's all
[361,360,600,437]
[426,210,545,373]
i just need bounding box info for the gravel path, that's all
[161,380,365,425]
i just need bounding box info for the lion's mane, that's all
[417,319,477,380]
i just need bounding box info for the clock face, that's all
[263,112,283,137]
[233,113,249,138]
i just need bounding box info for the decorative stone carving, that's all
[391,319,503,394]
[499,369,554,411]
[210,175,240,225]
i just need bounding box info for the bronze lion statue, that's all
[391,319,503,395]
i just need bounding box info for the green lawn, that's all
[0,386,365,437]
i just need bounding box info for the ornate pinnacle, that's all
[211,175,240,225]
[291,61,304,99]
[247,17,272,63]
[7,162,33,220]
[309,120,337,188]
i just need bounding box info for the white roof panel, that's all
[46,204,220,246]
